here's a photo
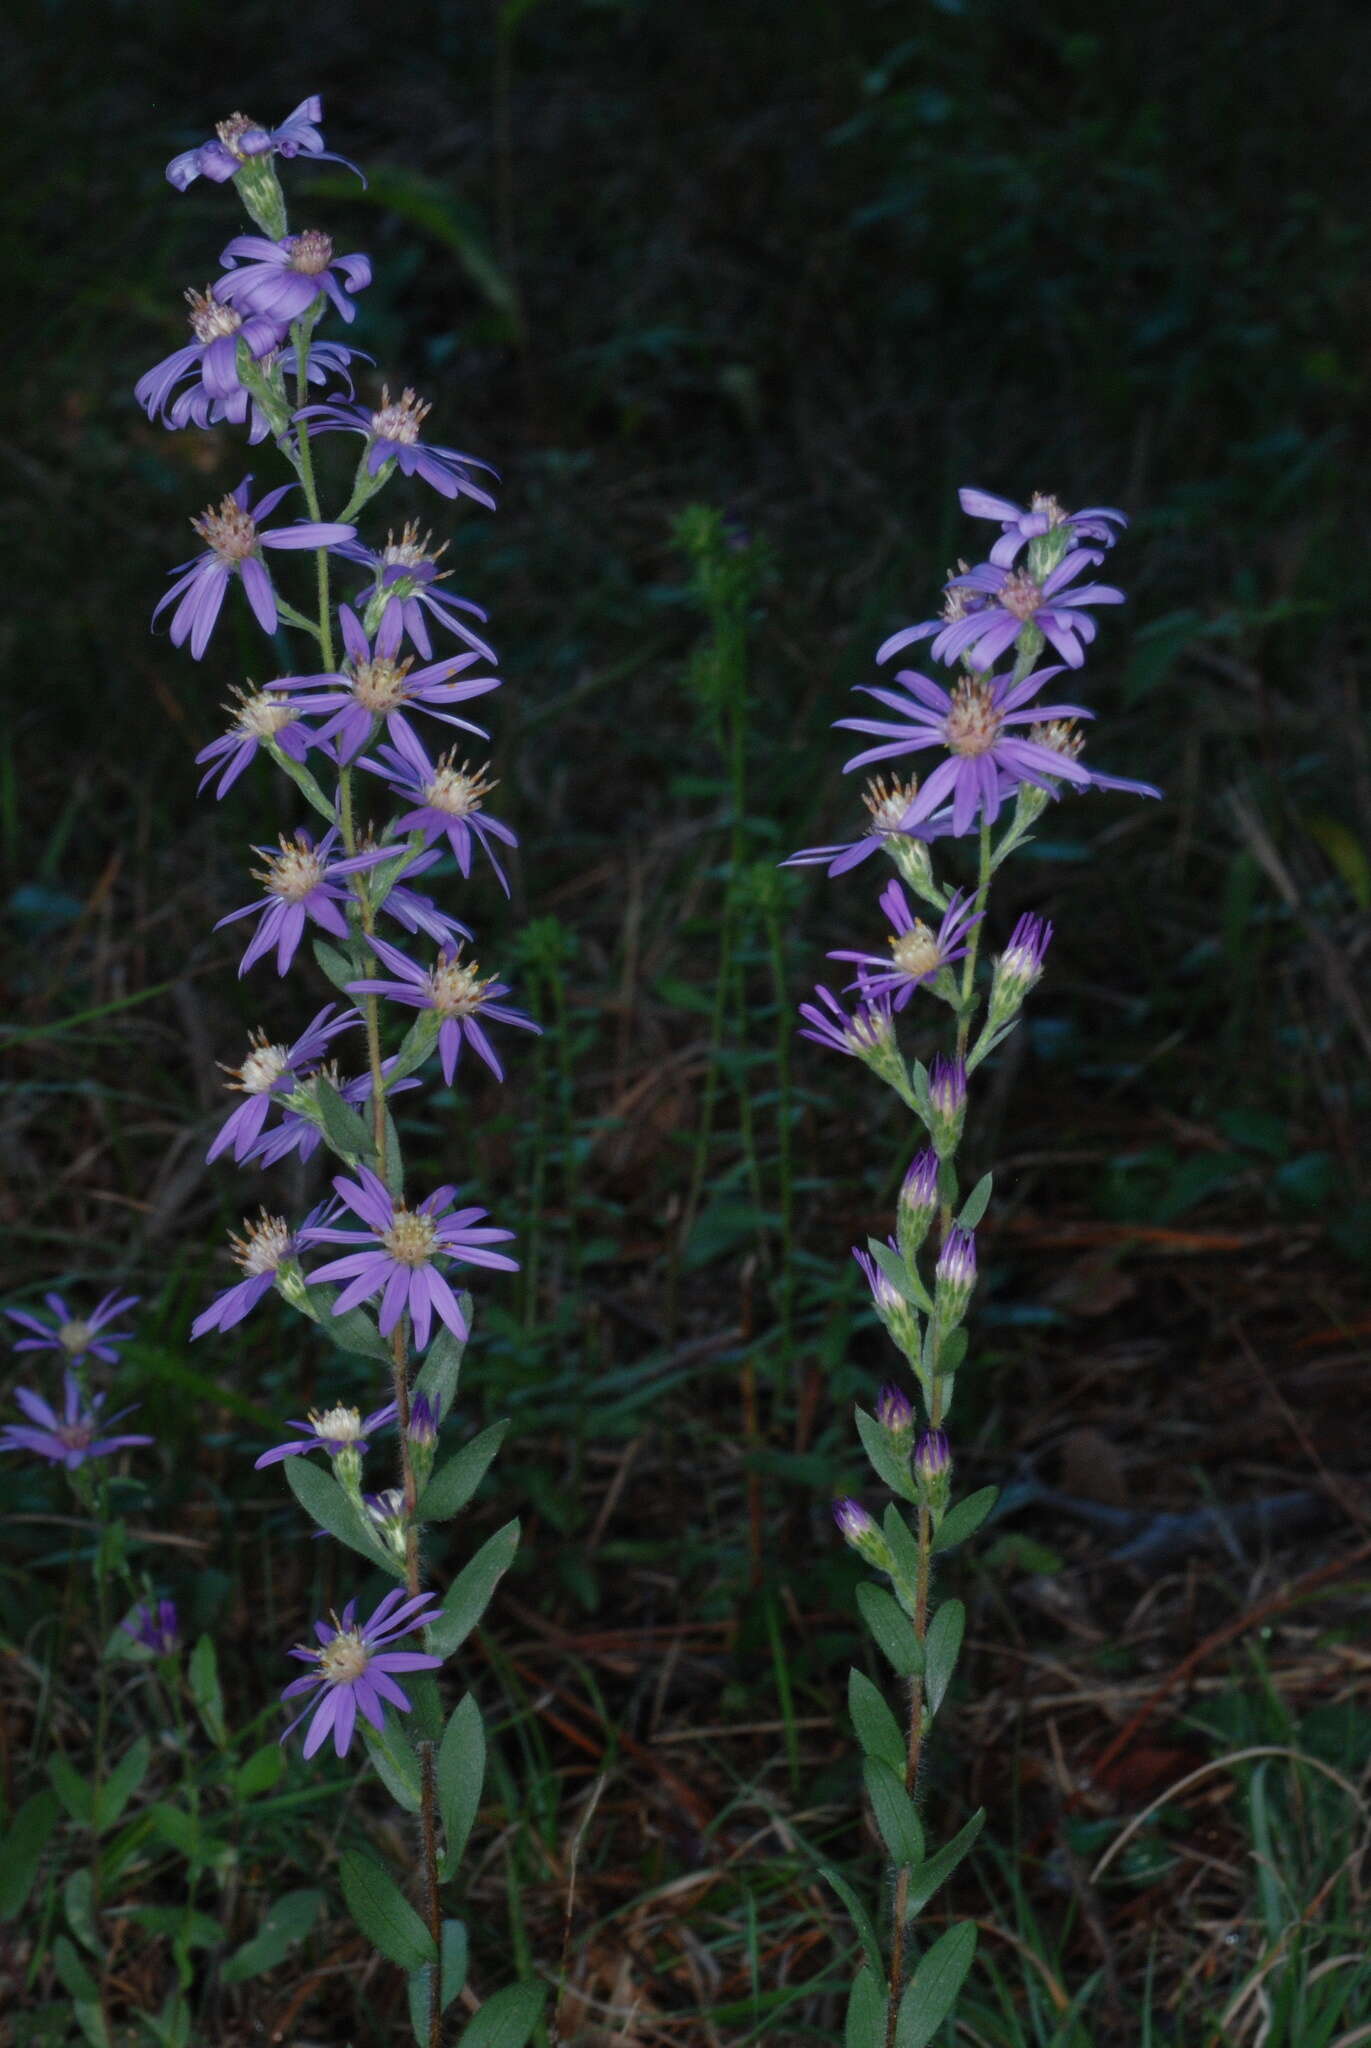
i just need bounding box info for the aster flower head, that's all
[875,1381,915,1448]
[915,1430,953,1517]
[124,1599,181,1657]
[333,523,497,663]
[274,603,499,765]
[346,934,538,1084]
[833,1497,896,1571]
[208,1005,359,1163]
[214,826,392,977]
[280,1588,442,1760]
[152,475,355,661]
[829,881,981,1010]
[959,487,1127,570]
[190,1208,319,1339]
[897,1148,941,1259]
[1025,719,1162,804]
[933,552,1125,672]
[195,681,326,799]
[361,1487,411,1559]
[7,1288,140,1366]
[838,663,1095,837]
[783,773,967,882]
[215,229,372,327]
[296,388,498,507]
[166,98,364,192]
[797,982,898,1065]
[853,1239,921,1360]
[135,284,283,430]
[303,1165,517,1350]
[989,912,1054,1022]
[241,1057,421,1170]
[362,723,516,892]
[407,1393,438,1450]
[872,563,990,670]
[0,1372,152,1471]
[254,1399,397,1471]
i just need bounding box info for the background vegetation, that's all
[3,0,1370,2040]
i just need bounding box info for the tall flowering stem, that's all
[149,99,542,2045]
[798,487,1158,2046]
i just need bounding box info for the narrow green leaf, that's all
[235,1744,286,1799]
[339,1850,436,1971]
[455,1980,546,2048]
[123,1905,224,1948]
[882,1504,921,1586]
[65,1868,100,1953]
[313,937,363,993]
[957,1172,994,1231]
[49,1754,94,1827]
[855,1407,918,1501]
[302,1284,393,1363]
[382,1106,406,1197]
[905,1809,986,1921]
[937,1327,968,1377]
[53,1933,100,2002]
[407,1919,469,2040]
[924,1600,965,1718]
[94,1737,150,1834]
[895,1921,978,2048]
[932,1487,998,1555]
[426,1520,520,1657]
[848,1668,905,1775]
[386,1010,441,1087]
[0,1788,60,1919]
[364,1719,423,1813]
[413,1311,472,1421]
[418,1422,510,1523]
[855,1582,922,1677]
[845,1965,888,2048]
[283,1456,403,1578]
[189,1635,227,1747]
[817,1862,885,1981]
[863,1757,924,1869]
[313,1074,376,1164]
[148,1801,200,1859]
[437,1694,486,1869]
[220,1889,323,1984]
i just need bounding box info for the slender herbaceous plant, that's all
[789,487,1158,2047]
[144,98,544,2048]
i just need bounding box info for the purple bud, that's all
[900,1149,940,1215]
[875,1381,914,1439]
[123,1598,181,1657]
[914,1429,951,1485]
[407,1393,437,1447]
[929,1055,967,1118]
[833,1496,876,1543]
[991,913,1053,1017]
[936,1226,977,1290]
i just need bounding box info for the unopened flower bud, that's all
[362,1486,410,1560]
[928,1055,967,1157]
[898,1148,940,1259]
[989,913,1052,1023]
[854,1243,921,1362]
[407,1392,438,1488]
[332,1443,364,1496]
[934,1226,977,1326]
[875,1381,915,1453]
[914,1430,952,1516]
[833,1496,895,1571]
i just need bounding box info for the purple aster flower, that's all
[151,476,355,661]
[873,566,991,667]
[838,666,1096,836]
[135,285,283,428]
[361,725,515,891]
[166,98,364,191]
[901,1150,940,1221]
[853,1241,906,1320]
[274,603,499,765]
[407,1393,438,1450]
[833,1497,877,1545]
[796,982,898,1062]
[215,230,372,327]
[915,1429,952,1487]
[959,487,1127,568]
[783,773,972,877]
[1021,718,1162,803]
[304,1165,517,1349]
[207,1004,359,1163]
[936,1225,977,1296]
[242,1058,421,1170]
[191,1208,318,1339]
[195,681,330,798]
[829,882,981,1009]
[989,913,1054,1017]
[875,1382,915,1441]
[124,1599,181,1656]
[213,827,392,977]
[254,1399,397,1470]
[280,1587,443,1761]
[929,1055,967,1122]
[295,388,497,508]
[152,327,365,445]
[7,1289,139,1366]
[0,1372,152,1470]
[332,523,497,662]
[932,552,1124,672]
[346,935,538,1084]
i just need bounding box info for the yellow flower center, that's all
[231,1211,292,1277]
[371,387,431,446]
[192,494,258,564]
[318,1629,369,1683]
[58,1320,93,1356]
[381,1209,439,1267]
[185,286,243,343]
[423,758,494,818]
[890,925,941,978]
[288,229,334,276]
[352,656,413,713]
[260,836,326,902]
[943,677,1002,758]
